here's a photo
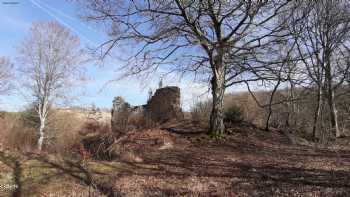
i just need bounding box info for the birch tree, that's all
[18,22,86,151]
[0,57,13,95]
[74,0,291,137]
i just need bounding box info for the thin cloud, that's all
[28,0,96,46]
[34,0,103,35]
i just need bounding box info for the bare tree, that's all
[290,0,350,138]
[0,57,12,96]
[18,21,86,151]
[74,0,291,137]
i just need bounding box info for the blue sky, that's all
[0,0,212,111]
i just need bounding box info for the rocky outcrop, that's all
[111,86,183,133]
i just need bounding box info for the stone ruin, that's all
[111,86,183,133]
[78,86,184,161]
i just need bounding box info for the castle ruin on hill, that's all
[111,86,183,133]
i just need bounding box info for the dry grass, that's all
[0,107,111,157]
[0,112,37,152]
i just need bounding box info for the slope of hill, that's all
[1,120,350,197]
[55,108,111,123]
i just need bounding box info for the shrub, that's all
[190,100,211,127]
[20,105,40,128]
[0,111,37,152]
[6,125,37,152]
[79,121,111,136]
[60,119,113,159]
[224,105,243,124]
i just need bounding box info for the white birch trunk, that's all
[38,118,46,151]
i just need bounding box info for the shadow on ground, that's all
[0,152,22,197]
[1,123,350,197]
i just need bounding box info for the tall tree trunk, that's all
[327,88,341,137]
[287,82,297,127]
[325,61,341,137]
[312,86,322,141]
[285,80,294,127]
[209,64,226,137]
[265,79,281,131]
[38,118,46,151]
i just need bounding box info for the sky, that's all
[0,0,215,111]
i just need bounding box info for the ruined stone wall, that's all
[111,86,183,133]
[145,86,183,123]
